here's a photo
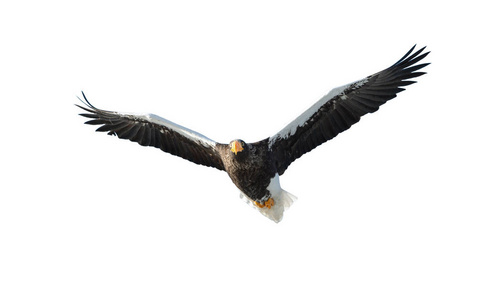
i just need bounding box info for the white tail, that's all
[240,189,297,223]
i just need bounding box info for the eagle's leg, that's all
[254,198,274,209]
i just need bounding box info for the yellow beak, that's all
[231,141,244,155]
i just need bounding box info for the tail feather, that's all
[240,189,297,223]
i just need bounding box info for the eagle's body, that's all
[78,45,429,222]
[219,140,295,222]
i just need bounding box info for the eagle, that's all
[78,45,429,222]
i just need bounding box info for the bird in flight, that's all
[78,45,429,222]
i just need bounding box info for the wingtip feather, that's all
[76,91,97,109]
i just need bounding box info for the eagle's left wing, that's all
[267,45,430,175]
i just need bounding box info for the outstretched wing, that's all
[267,45,430,175]
[77,92,225,170]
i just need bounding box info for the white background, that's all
[1,1,488,299]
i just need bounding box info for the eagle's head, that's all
[229,139,247,156]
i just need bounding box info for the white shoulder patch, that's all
[121,112,217,148]
[268,78,368,148]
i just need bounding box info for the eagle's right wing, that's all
[77,93,226,170]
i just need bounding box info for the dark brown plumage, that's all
[78,45,429,222]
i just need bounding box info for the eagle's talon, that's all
[265,198,274,209]
[254,198,274,209]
